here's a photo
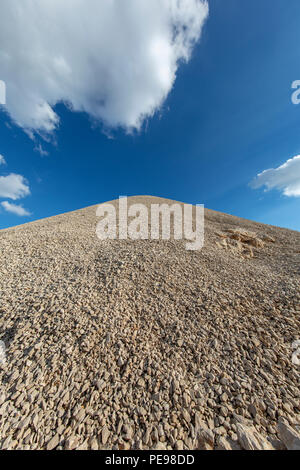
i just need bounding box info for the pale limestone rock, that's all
[196,425,214,450]
[153,442,167,450]
[101,426,110,445]
[236,423,274,450]
[89,436,99,450]
[64,436,79,450]
[216,436,240,450]
[277,419,300,451]
[46,434,60,450]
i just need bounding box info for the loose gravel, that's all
[0,196,299,450]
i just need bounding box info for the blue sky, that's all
[1,0,300,230]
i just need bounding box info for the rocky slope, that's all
[0,196,299,450]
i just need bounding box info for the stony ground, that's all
[0,196,299,450]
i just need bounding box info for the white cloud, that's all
[1,201,31,216]
[34,144,49,157]
[250,155,300,197]
[0,173,31,200]
[0,0,208,135]
[0,155,6,165]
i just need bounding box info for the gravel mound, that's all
[0,196,299,450]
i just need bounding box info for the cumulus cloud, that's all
[0,173,31,200]
[0,155,6,165]
[250,156,300,197]
[1,201,31,216]
[0,0,208,135]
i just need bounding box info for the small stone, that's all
[0,341,6,366]
[119,441,131,450]
[74,408,85,423]
[182,409,191,423]
[76,441,88,450]
[216,436,235,450]
[269,438,286,451]
[220,406,228,417]
[152,393,160,402]
[117,356,124,367]
[89,437,99,450]
[0,393,6,406]
[17,416,31,430]
[102,426,110,445]
[220,392,228,402]
[175,440,184,450]
[137,378,145,387]
[152,442,167,450]
[214,426,226,436]
[123,424,134,441]
[248,403,257,418]
[64,436,79,450]
[47,434,60,450]
[251,337,260,348]
[96,379,105,391]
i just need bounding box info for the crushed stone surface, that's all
[0,196,299,450]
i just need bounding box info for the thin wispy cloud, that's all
[0,173,31,200]
[34,144,49,157]
[0,0,208,135]
[250,155,300,197]
[0,154,6,165]
[1,201,31,216]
